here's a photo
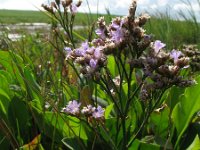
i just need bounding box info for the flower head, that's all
[170,49,183,63]
[81,41,89,50]
[64,47,71,52]
[64,47,72,59]
[62,100,81,115]
[70,3,78,14]
[111,28,125,43]
[89,59,98,68]
[153,40,166,53]
[81,105,95,115]
[95,28,106,39]
[94,47,102,59]
[92,106,104,118]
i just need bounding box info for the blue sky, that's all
[0,0,200,21]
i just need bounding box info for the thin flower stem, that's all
[127,89,166,148]
[67,60,84,85]
[124,81,143,115]
[100,76,123,116]
[99,122,118,150]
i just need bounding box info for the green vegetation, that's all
[0,1,200,149]
[0,9,113,25]
[0,9,199,48]
[0,10,51,23]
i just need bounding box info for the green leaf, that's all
[172,76,200,148]
[8,96,31,136]
[107,56,116,76]
[129,138,160,150]
[0,51,24,87]
[0,89,11,119]
[63,116,88,140]
[166,86,185,110]
[105,103,114,119]
[150,105,170,138]
[186,135,200,150]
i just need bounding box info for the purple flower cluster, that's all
[42,0,82,15]
[62,100,105,119]
[62,100,81,115]
[65,11,151,76]
[130,40,193,101]
[182,44,200,72]
[94,16,128,46]
[66,41,106,75]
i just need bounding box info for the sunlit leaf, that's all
[172,76,200,148]
[186,135,200,150]
[105,103,114,119]
[150,104,170,138]
[20,134,43,150]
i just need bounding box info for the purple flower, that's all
[70,4,78,14]
[95,28,106,39]
[81,41,89,50]
[111,22,120,29]
[75,48,86,56]
[86,47,95,54]
[153,40,166,53]
[111,28,125,43]
[64,47,72,53]
[111,19,125,29]
[64,47,72,59]
[81,105,95,115]
[170,49,182,63]
[62,100,81,115]
[92,106,104,118]
[89,59,98,68]
[94,47,102,59]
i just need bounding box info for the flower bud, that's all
[139,13,150,26]
[76,0,82,7]
[175,57,190,68]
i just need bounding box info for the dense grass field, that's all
[0,9,113,25]
[0,9,199,48]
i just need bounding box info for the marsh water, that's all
[0,23,85,41]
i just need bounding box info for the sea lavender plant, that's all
[42,0,198,149]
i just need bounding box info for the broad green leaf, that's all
[63,116,88,140]
[139,142,160,150]
[172,76,200,148]
[187,135,200,150]
[107,56,116,76]
[0,51,24,81]
[150,105,170,138]
[129,138,160,150]
[8,96,31,135]
[0,73,11,96]
[166,86,185,110]
[23,66,40,92]
[0,89,11,118]
[0,70,13,84]
[105,103,114,119]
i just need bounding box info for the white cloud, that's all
[173,3,189,10]
[0,0,44,10]
[150,4,158,9]
[157,0,169,6]
[138,0,150,5]
[0,0,199,21]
